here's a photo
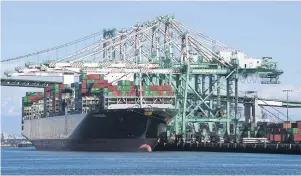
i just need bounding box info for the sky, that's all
[1,2,301,134]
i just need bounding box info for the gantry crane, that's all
[1,15,284,138]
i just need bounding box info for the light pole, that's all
[282,89,292,121]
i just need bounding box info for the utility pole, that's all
[282,89,292,121]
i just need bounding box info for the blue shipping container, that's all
[86,83,93,89]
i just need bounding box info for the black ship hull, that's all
[23,108,177,152]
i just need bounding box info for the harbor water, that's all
[1,147,301,175]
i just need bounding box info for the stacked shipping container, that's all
[23,73,177,119]
[269,121,301,143]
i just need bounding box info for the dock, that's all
[154,142,301,155]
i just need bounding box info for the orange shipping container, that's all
[270,134,282,142]
[283,123,292,128]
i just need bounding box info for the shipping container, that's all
[144,85,149,91]
[291,123,298,128]
[270,134,282,142]
[112,91,120,96]
[91,88,101,93]
[287,128,293,134]
[293,128,298,134]
[163,85,171,91]
[103,88,108,93]
[293,134,301,142]
[87,80,96,84]
[59,84,64,89]
[95,80,108,84]
[86,83,93,89]
[81,73,87,80]
[122,86,131,91]
[46,87,52,92]
[92,83,107,89]
[117,85,122,91]
[81,89,87,93]
[283,123,292,129]
[87,74,100,80]
[108,85,117,91]
[298,122,301,129]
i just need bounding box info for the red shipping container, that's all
[269,135,273,141]
[298,122,301,129]
[149,85,160,91]
[87,74,100,80]
[46,92,51,97]
[92,83,107,88]
[82,83,86,89]
[55,93,59,98]
[95,80,108,84]
[158,91,163,96]
[126,91,132,96]
[81,89,87,93]
[163,85,171,91]
[61,93,65,97]
[112,91,119,96]
[82,80,87,84]
[298,128,301,133]
[167,92,176,96]
[158,86,164,91]
[59,84,64,89]
[46,87,52,92]
[108,85,117,91]
[130,85,135,90]
[293,134,301,142]
[130,81,134,86]
[273,134,281,142]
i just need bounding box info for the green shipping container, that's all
[108,92,113,96]
[125,80,131,86]
[293,128,298,134]
[144,91,150,96]
[100,75,105,80]
[163,91,168,96]
[66,93,70,97]
[91,88,100,93]
[287,128,293,134]
[55,84,59,89]
[82,73,87,80]
[87,80,96,84]
[151,91,158,96]
[122,91,126,96]
[122,86,130,91]
[117,85,122,91]
[144,85,149,91]
[118,80,125,86]
[103,88,108,93]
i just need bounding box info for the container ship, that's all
[21,72,178,152]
